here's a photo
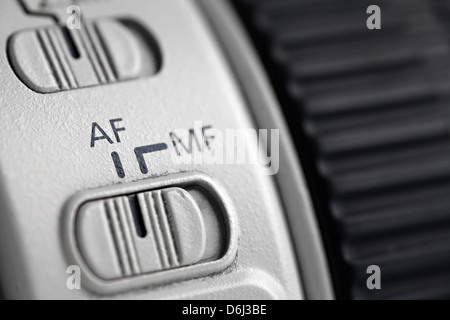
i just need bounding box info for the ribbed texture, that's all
[104,197,141,277]
[103,192,181,277]
[138,191,180,269]
[233,0,450,299]
[35,22,117,91]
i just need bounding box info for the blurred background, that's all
[231,0,450,299]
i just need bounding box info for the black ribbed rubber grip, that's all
[232,0,450,299]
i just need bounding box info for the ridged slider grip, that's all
[77,188,209,280]
[8,19,161,93]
